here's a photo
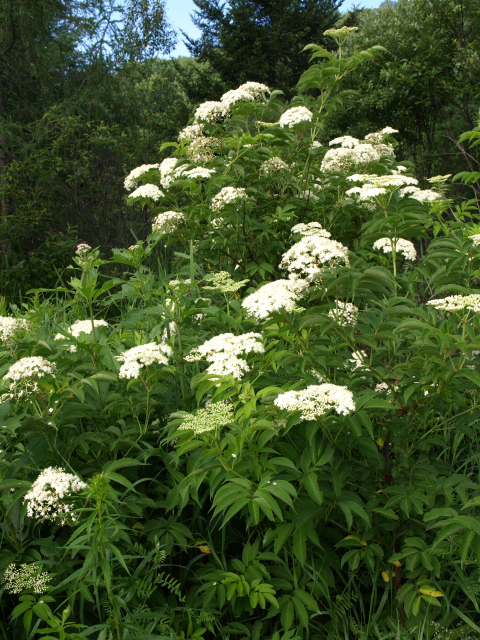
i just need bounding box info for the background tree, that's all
[184,0,342,97]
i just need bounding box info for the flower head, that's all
[242,278,309,321]
[178,123,204,142]
[0,317,29,343]
[186,332,264,380]
[24,467,87,524]
[260,157,289,175]
[279,106,313,128]
[4,357,55,400]
[291,222,331,238]
[274,383,355,420]
[373,238,417,261]
[427,294,480,313]
[280,236,350,278]
[117,342,173,380]
[152,211,186,234]
[204,272,249,295]
[3,564,52,594]
[211,187,247,212]
[128,184,163,201]
[124,164,160,191]
[76,243,91,254]
[194,101,229,124]
[328,301,359,326]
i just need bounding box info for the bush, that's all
[2,29,480,640]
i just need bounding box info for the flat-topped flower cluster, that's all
[24,467,87,524]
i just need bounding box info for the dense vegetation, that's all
[3,2,480,639]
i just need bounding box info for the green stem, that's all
[0,504,21,550]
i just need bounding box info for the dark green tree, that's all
[183,0,342,97]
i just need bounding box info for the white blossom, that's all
[347,173,418,188]
[4,357,55,388]
[3,564,52,594]
[469,234,480,246]
[55,319,108,341]
[238,81,270,97]
[291,222,331,238]
[183,167,216,180]
[117,342,173,379]
[321,130,395,172]
[349,350,368,370]
[242,278,309,320]
[375,382,399,395]
[178,402,234,434]
[274,383,355,420]
[329,136,360,148]
[328,301,359,326]
[221,88,255,108]
[186,332,264,380]
[128,184,163,201]
[260,157,289,175]
[346,185,387,201]
[399,186,442,203]
[279,106,313,128]
[0,317,29,343]
[152,211,186,234]
[373,238,417,261]
[24,467,87,524]
[427,294,480,313]
[211,187,247,212]
[124,164,160,191]
[186,136,217,164]
[280,235,350,278]
[178,123,204,142]
[159,158,186,189]
[194,101,229,124]
[76,243,91,254]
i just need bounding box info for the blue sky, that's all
[166,0,385,57]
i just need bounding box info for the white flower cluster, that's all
[347,173,418,191]
[321,129,395,172]
[373,238,417,261]
[328,301,359,326]
[280,236,350,278]
[117,342,173,379]
[324,26,359,39]
[194,101,229,124]
[260,157,289,175]
[24,467,87,524]
[183,167,216,180]
[242,278,309,321]
[178,123,204,142]
[159,158,186,189]
[346,185,387,201]
[399,186,442,203]
[128,184,163,201]
[152,211,186,234]
[186,332,264,379]
[238,81,270,98]
[470,234,480,246]
[0,316,29,343]
[291,222,331,238]
[279,106,313,128]
[349,350,367,371]
[375,382,399,395]
[274,383,355,420]
[427,294,480,313]
[3,564,52,594]
[55,319,108,341]
[221,87,255,108]
[204,272,249,294]
[3,356,55,398]
[211,186,247,212]
[178,402,234,434]
[124,164,160,191]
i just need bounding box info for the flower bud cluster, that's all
[260,157,289,175]
[152,211,186,235]
[178,402,234,434]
